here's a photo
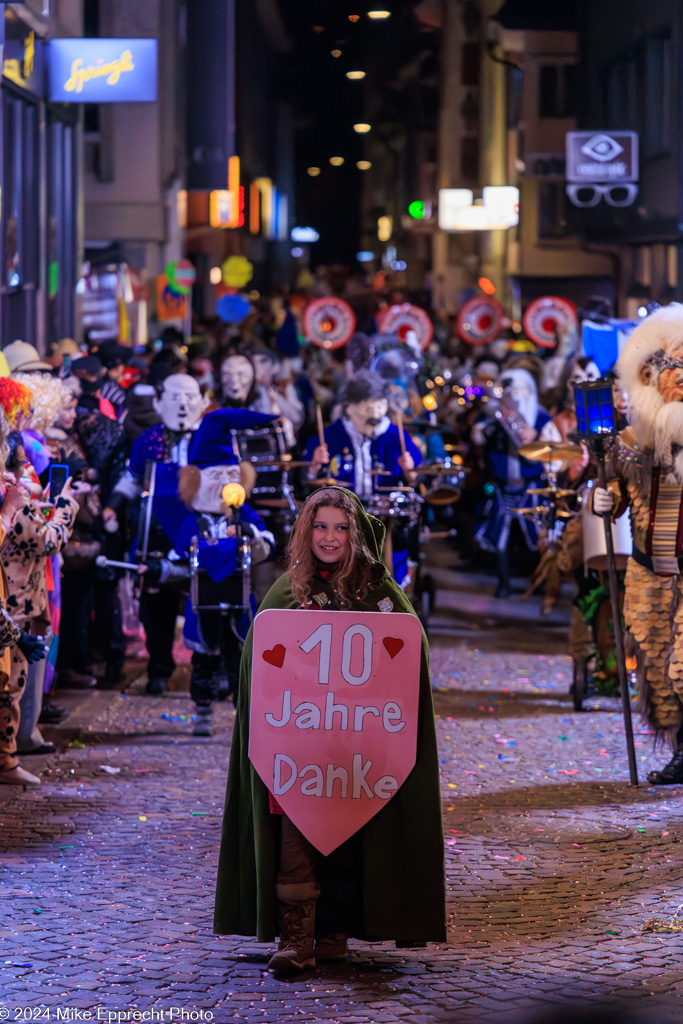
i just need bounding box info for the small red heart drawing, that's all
[383,637,404,659]
[263,644,286,668]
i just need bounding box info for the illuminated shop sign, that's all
[2,10,43,94]
[48,38,158,103]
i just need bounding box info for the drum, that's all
[189,534,253,655]
[189,535,252,615]
[423,469,467,506]
[581,504,632,572]
[231,424,298,525]
[364,490,422,527]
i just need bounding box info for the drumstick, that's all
[397,411,406,457]
[316,404,326,449]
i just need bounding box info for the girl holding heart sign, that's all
[214,487,446,974]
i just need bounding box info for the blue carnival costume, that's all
[303,417,422,586]
[178,411,275,715]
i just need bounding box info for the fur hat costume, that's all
[617,305,683,469]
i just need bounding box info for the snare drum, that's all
[231,423,287,502]
[364,489,422,528]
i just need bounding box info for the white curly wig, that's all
[616,304,683,451]
[12,372,73,436]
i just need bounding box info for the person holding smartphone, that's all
[1,436,78,761]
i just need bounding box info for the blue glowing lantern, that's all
[573,377,617,440]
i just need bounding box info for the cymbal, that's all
[518,440,582,463]
[310,478,340,488]
[444,444,468,454]
[376,485,414,493]
[526,487,577,498]
[511,506,575,519]
[420,463,469,475]
[371,468,392,476]
[268,459,312,469]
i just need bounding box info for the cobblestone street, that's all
[2,564,683,1023]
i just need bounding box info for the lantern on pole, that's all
[573,377,638,786]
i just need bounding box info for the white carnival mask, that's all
[154,374,208,432]
[221,355,254,403]
[192,463,242,514]
[346,398,389,438]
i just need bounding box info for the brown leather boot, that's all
[268,882,318,974]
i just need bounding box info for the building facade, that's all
[1,0,82,353]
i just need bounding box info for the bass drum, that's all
[581,502,632,571]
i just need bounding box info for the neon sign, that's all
[48,39,158,103]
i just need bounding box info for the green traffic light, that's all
[408,200,425,219]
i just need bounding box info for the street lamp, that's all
[573,377,638,786]
[354,123,371,133]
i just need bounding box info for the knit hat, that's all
[189,410,241,468]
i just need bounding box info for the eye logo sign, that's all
[580,134,624,163]
[566,130,639,208]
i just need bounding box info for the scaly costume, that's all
[605,306,683,783]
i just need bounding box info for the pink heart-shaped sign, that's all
[383,637,404,659]
[263,644,286,668]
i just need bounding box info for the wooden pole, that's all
[397,411,406,456]
[596,446,639,786]
[316,404,326,449]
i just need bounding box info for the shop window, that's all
[47,113,78,345]
[2,92,38,289]
[539,64,577,118]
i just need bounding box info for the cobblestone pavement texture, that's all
[2,562,683,1023]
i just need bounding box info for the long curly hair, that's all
[13,373,72,436]
[288,488,382,608]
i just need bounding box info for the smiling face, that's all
[221,355,255,402]
[310,505,349,563]
[154,374,208,431]
[345,398,389,438]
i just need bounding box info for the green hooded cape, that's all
[214,488,447,944]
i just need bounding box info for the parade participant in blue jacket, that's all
[173,410,274,733]
[304,372,421,493]
[107,374,209,694]
[303,373,421,588]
